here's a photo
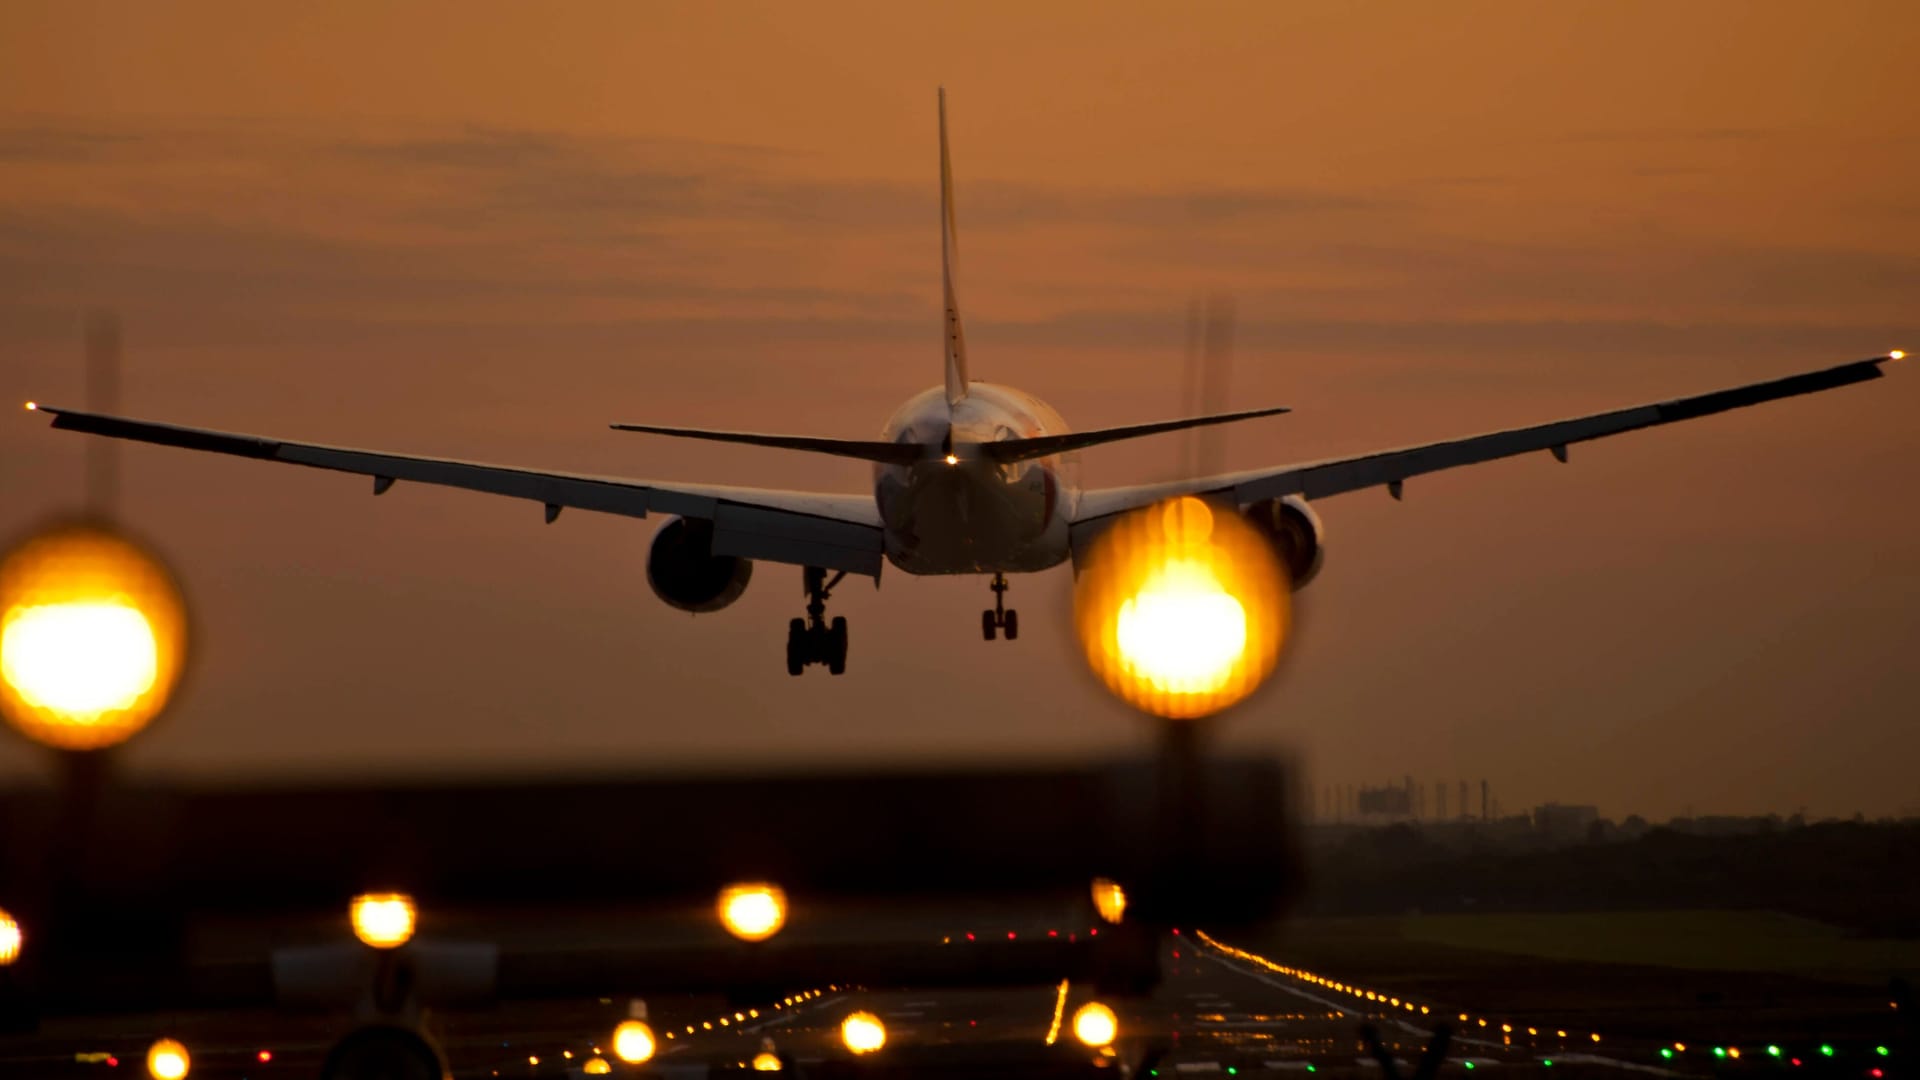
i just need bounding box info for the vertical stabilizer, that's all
[939,88,969,406]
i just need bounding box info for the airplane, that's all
[26,90,1903,676]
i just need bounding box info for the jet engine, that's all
[646,517,752,613]
[1243,495,1324,589]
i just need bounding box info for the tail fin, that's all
[939,88,969,406]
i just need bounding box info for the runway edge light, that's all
[612,1020,656,1065]
[718,882,787,941]
[146,1039,189,1080]
[349,892,416,949]
[841,1012,886,1054]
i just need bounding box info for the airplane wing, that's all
[27,405,886,577]
[1071,353,1899,542]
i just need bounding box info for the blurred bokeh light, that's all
[612,1020,656,1064]
[1091,878,1127,924]
[349,892,416,949]
[581,1058,612,1075]
[841,1011,886,1054]
[0,907,19,965]
[1072,1002,1118,1048]
[1073,497,1288,719]
[752,1050,784,1070]
[717,882,788,941]
[0,521,189,751]
[145,1038,189,1080]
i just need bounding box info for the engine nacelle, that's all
[646,517,752,613]
[1243,495,1324,589]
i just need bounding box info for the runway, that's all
[2,915,1899,1078]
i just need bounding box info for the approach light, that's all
[1091,878,1127,924]
[349,892,416,949]
[1072,1002,1119,1048]
[582,1058,612,1076]
[752,1051,784,1071]
[146,1039,189,1080]
[0,908,19,965]
[1073,496,1288,720]
[841,1012,886,1054]
[718,882,787,941]
[612,1021,656,1065]
[944,454,959,466]
[0,522,189,751]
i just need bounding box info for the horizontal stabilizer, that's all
[610,421,921,466]
[982,405,1291,464]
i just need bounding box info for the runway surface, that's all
[7,919,1804,1078]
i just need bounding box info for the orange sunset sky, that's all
[2,2,1916,819]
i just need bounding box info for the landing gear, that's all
[982,573,1018,641]
[786,567,849,675]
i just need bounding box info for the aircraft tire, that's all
[1003,609,1018,641]
[786,618,806,676]
[981,609,997,641]
[828,616,848,675]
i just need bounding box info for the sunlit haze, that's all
[1,1,1916,819]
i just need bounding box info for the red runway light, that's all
[1090,928,1098,936]
[106,1058,118,1068]
[1008,931,1017,940]
[1048,929,1058,937]
[258,1050,273,1063]
[965,932,974,941]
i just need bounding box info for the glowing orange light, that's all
[1073,497,1288,719]
[583,1058,613,1075]
[841,1012,886,1054]
[0,908,18,966]
[256,1050,271,1063]
[613,1021,656,1064]
[718,882,787,941]
[349,892,416,948]
[23,402,36,411]
[944,454,959,465]
[752,1051,783,1071]
[0,522,189,751]
[1091,878,1127,924]
[1891,349,1906,361]
[146,1039,190,1080]
[1072,1002,1119,1048]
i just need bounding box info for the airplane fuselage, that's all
[875,383,1079,574]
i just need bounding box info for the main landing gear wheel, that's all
[982,572,1018,641]
[786,567,850,675]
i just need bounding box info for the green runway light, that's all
[1879,1046,1891,1057]
[1228,1070,1237,1076]
[1660,1049,1674,1060]
[1306,1067,1317,1074]
[1769,1045,1782,1057]
[1714,1048,1728,1059]
[1464,1063,1476,1071]
[1821,1045,1835,1057]
[1542,1060,1554,1067]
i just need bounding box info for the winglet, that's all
[939,88,969,407]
